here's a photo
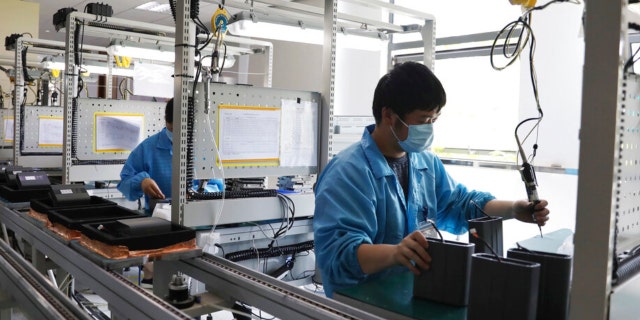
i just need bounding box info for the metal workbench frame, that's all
[155,254,386,320]
[0,205,191,319]
[571,1,640,319]
[12,37,107,169]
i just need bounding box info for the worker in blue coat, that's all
[313,61,550,298]
[117,99,174,212]
[118,98,224,212]
[117,98,223,287]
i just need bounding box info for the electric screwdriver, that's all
[520,162,542,237]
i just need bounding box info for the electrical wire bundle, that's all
[490,0,580,167]
[224,240,314,263]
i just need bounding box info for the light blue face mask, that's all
[391,116,434,153]
[166,127,173,143]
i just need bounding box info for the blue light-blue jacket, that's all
[313,125,495,297]
[117,128,225,211]
[117,128,173,210]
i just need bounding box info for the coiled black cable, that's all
[225,240,314,262]
[185,97,195,192]
[71,98,78,158]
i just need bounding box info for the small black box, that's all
[116,217,172,236]
[52,8,77,31]
[16,171,50,190]
[468,253,540,320]
[413,238,475,306]
[4,34,21,51]
[48,184,91,206]
[85,3,113,17]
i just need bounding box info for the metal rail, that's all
[0,238,91,320]
[0,205,190,320]
[156,254,386,320]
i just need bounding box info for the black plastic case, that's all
[30,196,117,214]
[468,216,503,257]
[81,218,195,250]
[47,206,144,229]
[507,248,572,320]
[0,184,49,203]
[413,238,475,306]
[468,253,541,320]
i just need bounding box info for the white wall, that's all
[0,0,40,109]
[445,164,577,250]
[518,1,585,169]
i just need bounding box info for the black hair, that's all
[165,98,173,124]
[372,61,446,124]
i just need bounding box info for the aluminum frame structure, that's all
[0,205,191,319]
[60,12,273,184]
[154,254,386,320]
[12,37,108,169]
[571,1,640,319]
[0,237,91,320]
[172,0,435,224]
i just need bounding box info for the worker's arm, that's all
[483,199,549,226]
[357,230,432,275]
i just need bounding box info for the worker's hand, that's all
[513,199,549,226]
[141,178,165,199]
[394,230,431,275]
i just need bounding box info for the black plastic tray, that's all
[47,206,144,229]
[0,184,50,203]
[30,196,117,214]
[80,219,195,250]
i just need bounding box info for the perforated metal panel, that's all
[616,74,640,254]
[191,83,321,179]
[22,106,63,154]
[74,99,165,161]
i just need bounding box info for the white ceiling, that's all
[24,0,220,46]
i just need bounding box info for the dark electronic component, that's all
[165,275,195,309]
[4,167,27,188]
[16,171,50,190]
[49,184,91,206]
[115,217,172,236]
[85,3,113,17]
[52,8,78,31]
[4,34,21,51]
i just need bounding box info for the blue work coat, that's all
[117,128,173,210]
[313,124,495,297]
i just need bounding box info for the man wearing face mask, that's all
[313,61,550,298]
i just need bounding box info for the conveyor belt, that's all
[0,204,191,320]
[160,254,386,320]
[0,238,91,319]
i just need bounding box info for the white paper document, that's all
[218,106,281,162]
[280,99,318,167]
[95,114,144,152]
[3,118,13,142]
[38,117,63,146]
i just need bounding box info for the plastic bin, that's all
[47,206,144,229]
[80,217,196,250]
[0,185,50,203]
[31,196,117,214]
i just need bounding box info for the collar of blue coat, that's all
[156,127,172,150]
[361,124,430,179]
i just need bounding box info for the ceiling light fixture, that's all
[227,11,389,50]
[106,40,175,62]
[135,1,171,14]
